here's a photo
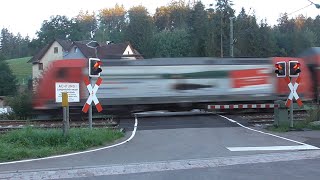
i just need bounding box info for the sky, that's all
[1,0,319,39]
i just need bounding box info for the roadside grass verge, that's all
[267,104,320,133]
[0,126,125,163]
[266,121,320,132]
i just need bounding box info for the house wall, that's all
[32,41,64,79]
[123,45,136,60]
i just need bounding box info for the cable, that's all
[287,3,313,16]
[307,0,316,5]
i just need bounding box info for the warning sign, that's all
[55,83,80,103]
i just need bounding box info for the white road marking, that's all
[219,115,320,151]
[1,150,320,179]
[227,145,318,151]
[0,116,139,165]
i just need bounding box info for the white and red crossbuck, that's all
[285,76,303,108]
[82,77,103,113]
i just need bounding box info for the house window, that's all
[39,63,43,70]
[75,47,78,52]
[54,47,58,53]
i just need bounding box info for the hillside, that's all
[5,57,32,85]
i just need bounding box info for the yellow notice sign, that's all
[62,92,69,107]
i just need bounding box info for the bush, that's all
[0,61,17,96]
[305,104,320,123]
[0,112,17,120]
[5,89,33,120]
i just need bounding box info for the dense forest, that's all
[0,0,320,60]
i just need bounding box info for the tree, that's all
[0,28,13,60]
[188,1,209,56]
[70,10,98,40]
[35,15,73,47]
[257,19,277,57]
[124,5,155,58]
[0,61,17,96]
[154,6,171,31]
[214,0,235,57]
[98,4,126,42]
[152,29,191,57]
[313,16,320,45]
[0,28,31,60]
[233,8,260,57]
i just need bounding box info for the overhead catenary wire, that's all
[287,3,313,16]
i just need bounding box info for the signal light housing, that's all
[89,58,102,78]
[275,61,286,77]
[289,61,301,77]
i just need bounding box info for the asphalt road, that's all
[1,113,320,179]
[70,158,320,180]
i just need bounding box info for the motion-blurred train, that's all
[32,47,320,116]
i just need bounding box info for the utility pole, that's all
[220,15,223,58]
[229,17,235,57]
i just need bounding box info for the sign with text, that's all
[55,83,80,103]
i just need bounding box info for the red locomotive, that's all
[32,49,320,116]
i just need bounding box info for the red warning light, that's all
[275,64,283,70]
[293,63,300,69]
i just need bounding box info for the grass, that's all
[0,126,125,162]
[267,104,320,132]
[5,57,32,85]
[267,121,320,132]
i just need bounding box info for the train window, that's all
[56,68,68,79]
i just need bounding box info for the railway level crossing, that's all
[82,58,103,114]
[274,60,303,127]
[82,58,103,129]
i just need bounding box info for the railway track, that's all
[0,118,119,133]
[0,107,315,132]
[239,110,309,125]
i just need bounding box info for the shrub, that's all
[305,104,320,123]
[0,61,18,96]
[5,89,33,120]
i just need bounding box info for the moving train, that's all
[32,48,320,117]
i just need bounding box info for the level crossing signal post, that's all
[275,61,303,128]
[82,58,103,129]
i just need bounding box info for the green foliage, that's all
[267,121,320,132]
[152,29,191,57]
[2,1,320,60]
[35,15,73,46]
[124,5,155,58]
[70,10,98,40]
[0,28,31,60]
[5,89,33,120]
[305,105,320,123]
[5,57,32,85]
[0,61,17,96]
[188,1,209,56]
[97,4,126,43]
[0,127,124,162]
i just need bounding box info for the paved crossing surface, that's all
[1,114,319,179]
